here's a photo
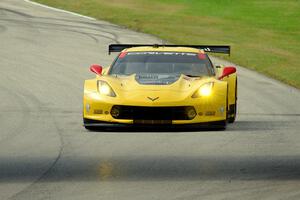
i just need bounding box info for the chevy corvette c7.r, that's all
[83,44,237,130]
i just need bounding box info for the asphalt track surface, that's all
[1,1,300,199]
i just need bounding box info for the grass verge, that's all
[34,0,300,88]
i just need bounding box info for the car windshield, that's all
[109,51,213,77]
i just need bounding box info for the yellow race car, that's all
[83,44,237,130]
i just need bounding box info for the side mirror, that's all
[218,66,236,80]
[90,64,103,75]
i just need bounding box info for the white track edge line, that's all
[23,0,96,20]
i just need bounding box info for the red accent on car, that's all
[90,64,103,75]
[198,53,206,60]
[119,52,127,59]
[218,66,236,80]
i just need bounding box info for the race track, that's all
[1,1,300,199]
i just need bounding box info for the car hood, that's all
[99,74,215,104]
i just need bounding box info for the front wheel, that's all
[228,78,237,123]
[228,104,236,123]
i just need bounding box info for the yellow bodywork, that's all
[83,46,237,126]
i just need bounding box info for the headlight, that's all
[192,82,214,98]
[98,81,116,97]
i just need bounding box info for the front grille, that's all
[111,106,195,120]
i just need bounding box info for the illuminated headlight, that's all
[98,81,116,97]
[192,82,214,98]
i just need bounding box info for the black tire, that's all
[228,103,236,123]
[228,78,237,123]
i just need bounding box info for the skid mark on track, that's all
[6,89,65,200]
[0,86,31,144]
[0,18,120,44]
[0,7,32,18]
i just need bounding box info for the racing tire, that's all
[228,78,237,123]
[228,104,236,123]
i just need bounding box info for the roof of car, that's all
[124,46,205,54]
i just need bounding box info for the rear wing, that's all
[108,44,230,55]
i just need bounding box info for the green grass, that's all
[34,0,300,88]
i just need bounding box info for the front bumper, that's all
[83,92,227,125]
